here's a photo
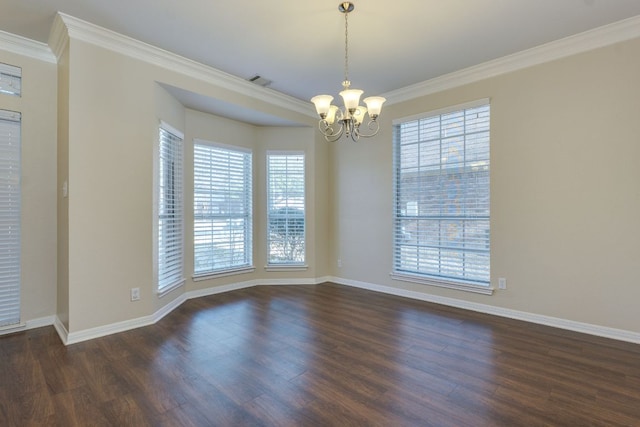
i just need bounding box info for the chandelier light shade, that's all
[311,2,386,141]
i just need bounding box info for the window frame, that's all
[391,99,493,295]
[156,121,185,296]
[266,151,306,269]
[192,140,254,279]
[0,63,22,97]
[0,109,21,328]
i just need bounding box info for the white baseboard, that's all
[185,277,325,299]
[0,315,56,337]
[329,276,640,345]
[256,277,328,286]
[314,276,333,285]
[56,279,322,345]
[46,275,640,346]
[26,315,56,330]
[54,297,186,345]
[53,316,69,344]
[186,279,256,299]
[64,314,156,345]
[154,293,187,323]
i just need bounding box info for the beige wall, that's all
[4,19,639,339]
[0,49,58,325]
[65,40,157,331]
[56,44,69,329]
[59,36,322,333]
[311,132,330,277]
[332,37,640,333]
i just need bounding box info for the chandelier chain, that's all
[344,12,349,85]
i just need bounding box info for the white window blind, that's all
[393,102,490,286]
[157,124,184,292]
[194,142,252,275]
[0,63,21,97]
[0,110,21,327]
[267,153,305,265]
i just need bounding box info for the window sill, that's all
[158,278,185,298]
[264,264,308,272]
[390,272,494,295]
[192,266,255,282]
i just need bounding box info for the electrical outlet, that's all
[337,259,342,268]
[498,278,507,290]
[131,287,140,301]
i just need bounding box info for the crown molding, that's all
[0,30,56,64]
[48,13,69,61]
[52,13,316,120]
[383,14,640,105]
[13,10,640,116]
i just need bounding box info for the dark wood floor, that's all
[1,283,640,426]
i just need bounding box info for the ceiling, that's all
[3,0,640,124]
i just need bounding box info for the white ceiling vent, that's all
[247,75,272,87]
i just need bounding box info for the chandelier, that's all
[311,2,386,142]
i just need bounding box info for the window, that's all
[0,110,21,326]
[157,123,184,293]
[0,63,21,97]
[267,152,305,266]
[194,141,252,276]
[392,100,490,292]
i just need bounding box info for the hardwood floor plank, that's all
[39,346,87,395]
[50,386,113,427]
[374,386,491,427]
[242,393,316,427]
[156,401,263,427]
[1,283,639,426]
[100,394,158,427]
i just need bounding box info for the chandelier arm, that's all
[325,131,344,142]
[318,120,334,135]
[352,119,381,138]
[318,120,345,142]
